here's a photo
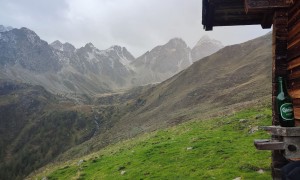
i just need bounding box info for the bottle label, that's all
[280,103,294,121]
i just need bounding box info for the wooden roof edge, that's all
[202,0,294,31]
[245,0,294,13]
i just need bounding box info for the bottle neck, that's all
[279,79,284,93]
[278,77,289,94]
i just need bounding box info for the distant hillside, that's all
[0,80,100,180]
[0,79,150,180]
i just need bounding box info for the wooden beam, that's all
[254,139,284,150]
[205,3,215,31]
[261,13,274,29]
[202,0,214,31]
[261,126,300,136]
[245,0,293,13]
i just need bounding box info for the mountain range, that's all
[0,26,223,95]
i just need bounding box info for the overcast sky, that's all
[0,0,271,57]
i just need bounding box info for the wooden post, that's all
[272,9,289,180]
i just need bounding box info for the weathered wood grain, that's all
[288,21,300,39]
[245,0,292,12]
[288,57,300,70]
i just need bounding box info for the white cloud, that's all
[0,0,271,57]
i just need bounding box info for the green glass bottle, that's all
[276,76,294,127]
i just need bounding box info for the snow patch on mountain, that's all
[177,58,184,69]
[188,52,193,65]
[87,52,96,62]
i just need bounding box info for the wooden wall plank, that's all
[288,47,300,61]
[289,76,300,87]
[288,9,300,26]
[289,87,300,98]
[288,57,300,70]
[288,30,300,48]
[295,107,300,118]
[288,21,300,39]
[292,98,300,106]
[288,70,300,80]
[288,35,300,49]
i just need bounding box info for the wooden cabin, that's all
[202,0,300,179]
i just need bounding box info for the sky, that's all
[0,0,271,57]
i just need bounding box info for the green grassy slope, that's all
[31,104,272,180]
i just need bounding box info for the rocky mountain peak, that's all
[52,40,62,45]
[195,35,223,48]
[191,35,224,62]
[20,27,37,35]
[50,40,63,50]
[0,27,62,73]
[197,35,210,43]
[0,25,13,32]
[110,45,122,51]
[85,42,95,49]
[166,38,188,48]
[51,40,76,52]
[131,37,192,85]
[19,27,41,44]
[106,45,135,63]
[121,47,135,61]
[78,42,96,54]
[63,42,76,52]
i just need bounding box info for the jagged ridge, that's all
[0,25,223,95]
